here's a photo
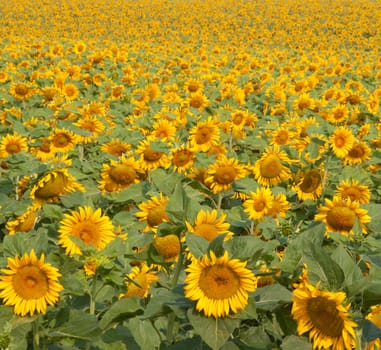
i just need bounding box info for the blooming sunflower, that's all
[135,139,171,172]
[343,141,371,165]
[293,168,323,201]
[252,146,292,187]
[10,82,33,100]
[0,132,28,158]
[335,179,371,204]
[30,168,85,206]
[98,156,143,193]
[204,156,247,194]
[119,264,159,299]
[267,193,291,221]
[187,92,209,111]
[185,209,232,243]
[365,304,381,350]
[315,196,371,236]
[170,146,195,173]
[0,249,63,316]
[188,118,220,152]
[292,269,357,350]
[151,119,177,142]
[184,250,257,318]
[100,138,130,157]
[62,83,79,101]
[330,126,355,158]
[58,206,116,256]
[243,187,274,220]
[136,193,169,232]
[6,205,39,235]
[50,128,77,153]
[73,116,105,144]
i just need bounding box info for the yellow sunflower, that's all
[315,196,371,236]
[151,119,177,142]
[343,141,371,165]
[184,250,257,318]
[73,116,105,144]
[335,179,371,204]
[292,268,357,350]
[58,206,116,256]
[365,304,381,350]
[330,126,355,158]
[188,118,220,152]
[170,146,195,173]
[100,138,130,157]
[204,156,247,194]
[267,193,291,221]
[252,146,292,187]
[243,187,274,220]
[50,128,77,153]
[185,209,232,243]
[6,205,39,235]
[119,264,159,299]
[0,249,63,316]
[187,92,209,111]
[30,168,84,206]
[135,139,171,172]
[0,132,28,158]
[136,193,169,232]
[293,168,323,201]
[10,82,33,100]
[61,83,79,101]
[153,234,181,263]
[98,156,143,193]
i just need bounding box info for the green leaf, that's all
[166,184,186,223]
[187,309,240,350]
[110,182,145,203]
[239,326,272,349]
[2,231,49,258]
[42,203,64,220]
[281,335,311,350]
[150,169,183,195]
[362,319,381,344]
[126,318,161,350]
[254,284,293,311]
[186,234,209,259]
[60,191,87,208]
[99,298,144,330]
[208,233,227,257]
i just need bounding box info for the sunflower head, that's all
[153,234,181,262]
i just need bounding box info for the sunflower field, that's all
[0,0,381,349]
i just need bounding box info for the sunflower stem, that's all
[250,220,255,235]
[78,144,84,162]
[32,316,40,350]
[216,193,223,210]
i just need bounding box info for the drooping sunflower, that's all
[188,118,220,152]
[330,126,355,158]
[119,264,159,299]
[98,156,143,193]
[365,304,381,350]
[153,234,181,263]
[243,187,274,220]
[6,205,40,235]
[185,209,232,243]
[315,196,371,236]
[58,206,116,256]
[135,139,171,172]
[335,179,371,204]
[136,193,169,232]
[0,249,63,316]
[30,168,84,206]
[252,146,292,187]
[184,250,257,318]
[343,141,371,165]
[0,132,28,158]
[293,168,323,201]
[291,268,357,350]
[204,156,247,194]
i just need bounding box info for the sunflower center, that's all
[73,222,99,246]
[275,131,289,145]
[335,136,345,147]
[12,265,48,299]
[109,165,136,184]
[232,113,244,125]
[214,166,236,185]
[34,172,67,199]
[80,121,96,132]
[153,234,181,260]
[342,188,361,202]
[326,206,356,232]
[347,144,365,158]
[5,143,21,154]
[299,170,321,193]
[143,148,162,162]
[173,150,192,166]
[53,133,71,147]
[199,265,240,299]
[39,143,51,153]
[253,199,266,212]
[15,84,29,96]
[195,126,211,144]
[306,296,344,337]
[260,155,282,178]
[194,223,220,241]
[147,206,167,227]
[190,97,202,109]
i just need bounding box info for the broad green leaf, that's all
[166,184,186,223]
[2,231,49,258]
[185,234,209,259]
[208,233,226,257]
[254,284,293,311]
[110,182,145,203]
[187,309,240,350]
[362,320,381,345]
[126,318,161,350]
[151,169,184,195]
[239,326,272,349]
[60,191,87,208]
[281,335,311,350]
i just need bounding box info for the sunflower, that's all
[243,187,274,220]
[119,264,159,299]
[0,249,63,316]
[10,82,33,100]
[293,168,323,201]
[136,193,169,232]
[30,168,85,206]
[58,206,116,256]
[185,79,203,93]
[327,105,349,124]
[335,179,371,204]
[315,196,371,236]
[50,128,77,153]
[98,156,142,193]
[184,250,257,318]
[135,139,171,171]
[365,304,381,350]
[0,71,9,83]
[188,118,220,152]
[151,119,177,142]
[153,234,181,263]
[185,209,232,243]
[100,138,130,157]
[267,193,290,220]
[62,83,79,101]
[6,205,40,235]
[293,93,316,113]
[187,92,209,110]
[330,126,355,158]
[343,141,371,165]
[0,132,28,158]
[291,268,357,350]
[73,116,105,144]
[170,146,195,173]
[204,156,247,194]
[252,146,292,187]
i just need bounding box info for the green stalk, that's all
[32,316,40,350]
